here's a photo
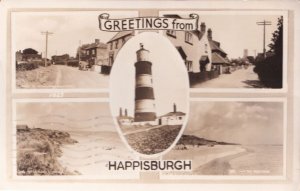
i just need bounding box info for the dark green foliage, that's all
[254,16,283,88]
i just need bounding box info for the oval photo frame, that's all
[109,32,190,158]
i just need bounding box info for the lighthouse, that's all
[134,43,156,122]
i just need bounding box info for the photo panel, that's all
[159,10,288,93]
[12,98,139,179]
[11,11,138,93]
[161,98,287,180]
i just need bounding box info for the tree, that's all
[254,16,283,88]
[22,48,38,55]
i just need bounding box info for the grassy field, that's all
[17,127,78,175]
[16,66,57,88]
[125,125,182,155]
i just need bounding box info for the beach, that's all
[163,144,283,176]
[57,131,139,178]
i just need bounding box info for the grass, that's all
[16,65,57,88]
[17,128,78,176]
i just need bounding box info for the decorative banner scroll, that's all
[98,13,199,32]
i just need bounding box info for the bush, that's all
[254,56,282,88]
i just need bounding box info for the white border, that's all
[160,97,288,180]
[0,1,298,191]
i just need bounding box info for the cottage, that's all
[158,104,185,126]
[79,39,109,72]
[16,124,29,132]
[117,108,134,126]
[52,54,70,65]
[15,49,42,64]
[207,29,230,73]
[163,15,212,73]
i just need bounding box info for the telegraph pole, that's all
[41,31,53,66]
[256,20,271,58]
[78,40,81,62]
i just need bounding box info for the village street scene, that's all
[14,12,284,89]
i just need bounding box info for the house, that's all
[107,31,135,67]
[117,108,134,126]
[15,49,42,64]
[52,54,70,65]
[79,39,109,73]
[158,104,185,126]
[16,124,29,132]
[163,15,212,73]
[15,49,43,70]
[207,29,230,73]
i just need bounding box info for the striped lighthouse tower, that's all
[134,43,156,122]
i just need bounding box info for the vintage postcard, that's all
[0,1,299,191]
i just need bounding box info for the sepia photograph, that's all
[12,11,138,90]
[110,32,189,156]
[1,1,297,190]
[162,99,285,177]
[160,11,287,90]
[14,99,139,178]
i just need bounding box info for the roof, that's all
[107,31,134,43]
[163,14,182,19]
[176,46,187,59]
[209,40,227,56]
[160,111,185,118]
[85,42,107,50]
[200,55,209,62]
[211,52,229,64]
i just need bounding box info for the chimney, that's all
[208,28,212,40]
[95,39,100,44]
[173,103,177,113]
[125,109,128,117]
[119,107,123,117]
[200,22,206,33]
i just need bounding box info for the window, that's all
[185,60,192,72]
[92,49,95,55]
[166,30,176,38]
[109,54,114,66]
[110,43,113,50]
[185,32,193,45]
[205,44,208,53]
[115,40,119,49]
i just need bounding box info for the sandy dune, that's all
[57,131,139,178]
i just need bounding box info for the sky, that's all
[16,101,116,132]
[160,11,284,58]
[185,101,284,145]
[110,32,189,117]
[12,11,138,58]
[13,11,284,59]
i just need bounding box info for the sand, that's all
[57,131,139,178]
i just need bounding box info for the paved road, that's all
[192,66,265,88]
[54,65,109,89]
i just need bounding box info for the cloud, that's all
[185,101,283,145]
